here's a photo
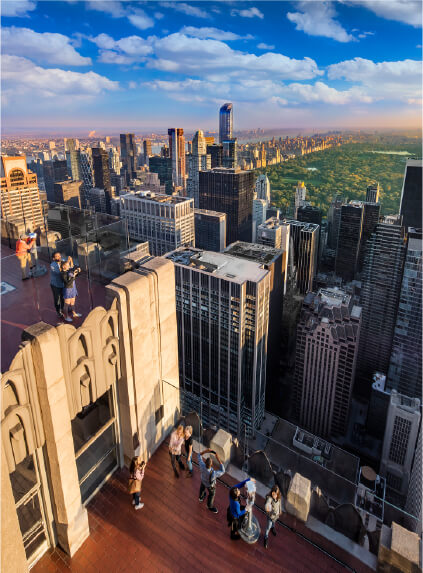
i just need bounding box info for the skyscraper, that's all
[283,219,319,294]
[222,138,237,169]
[294,181,306,217]
[120,191,195,256]
[224,241,284,409]
[120,133,137,184]
[255,174,271,204]
[168,128,186,191]
[92,147,114,213]
[1,156,45,233]
[149,156,173,194]
[380,391,421,496]
[143,139,152,165]
[399,159,422,229]
[194,208,226,252]
[219,103,233,143]
[366,183,380,203]
[327,195,344,250]
[405,427,422,529]
[297,204,322,226]
[199,168,255,244]
[252,198,267,242]
[43,159,68,201]
[166,247,270,435]
[293,288,362,438]
[355,224,406,397]
[387,231,422,400]
[187,130,211,207]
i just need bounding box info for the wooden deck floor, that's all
[33,442,347,573]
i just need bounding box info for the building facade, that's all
[255,174,271,204]
[166,247,270,435]
[387,231,422,400]
[168,128,186,191]
[194,208,226,252]
[252,198,268,242]
[293,288,362,438]
[187,130,211,207]
[121,191,195,256]
[92,148,114,212]
[380,391,421,496]
[149,156,173,194]
[356,224,406,397]
[399,159,422,229]
[199,168,255,245]
[283,219,319,294]
[1,156,45,233]
[207,143,223,168]
[53,180,84,209]
[366,183,380,204]
[119,133,137,184]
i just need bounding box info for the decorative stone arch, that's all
[2,407,36,473]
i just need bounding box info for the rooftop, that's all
[317,287,351,308]
[224,241,284,264]
[166,248,269,283]
[121,191,193,204]
[31,441,351,573]
[194,208,226,219]
[258,217,289,231]
[281,218,320,231]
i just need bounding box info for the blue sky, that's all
[1,0,422,134]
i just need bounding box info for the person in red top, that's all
[15,234,34,280]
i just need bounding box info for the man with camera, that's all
[198,448,225,514]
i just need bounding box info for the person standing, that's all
[50,251,65,317]
[198,448,225,514]
[169,425,185,478]
[60,258,82,322]
[228,478,252,540]
[184,425,193,478]
[263,485,282,549]
[15,234,33,280]
[27,233,38,273]
[128,457,146,510]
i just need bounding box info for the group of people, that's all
[15,234,82,323]
[50,251,81,322]
[127,423,283,549]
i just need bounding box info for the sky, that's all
[1,0,422,134]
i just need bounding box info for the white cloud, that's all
[85,0,126,18]
[159,2,209,18]
[284,81,373,104]
[349,1,422,28]
[2,54,118,103]
[90,33,153,64]
[257,43,275,50]
[1,0,36,17]
[150,33,321,80]
[127,9,154,30]
[287,1,355,42]
[2,27,91,66]
[328,57,422,100]
[231,7,264,19]
[85,1,155,30]
[180,26,251,41]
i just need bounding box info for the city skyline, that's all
[1,0,422,134]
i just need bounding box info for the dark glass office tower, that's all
[149,156,173,194]
[120,133,137,184]
[43,159,68,201]
[222,138,237,169]
[400,159,422,229]
[297,205,322,226]
[358,202,381,270]
[92,147,114,213]
[207,144,223,168]
[283,219,319,294]
[387,230,422,400]
[327,195,344,250]
[335,202,363,281]
[199,168,255,244]
[355,224,406,397]
[366,183,380,203]
[219,103,233,143]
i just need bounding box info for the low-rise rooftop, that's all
[122,191,193,204]
[166,247,269,283]
[224,241,283,264]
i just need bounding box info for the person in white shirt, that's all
[168,425,185,478]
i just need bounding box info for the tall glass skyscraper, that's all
[387,231,422,400]
[219,103,233,143]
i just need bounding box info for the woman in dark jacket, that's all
[228,478,251,539]
[60,258,82,322]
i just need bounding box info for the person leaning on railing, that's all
[263,485,282,549]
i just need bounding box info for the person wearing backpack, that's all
[228,478,253,540]
[198,448,225,514]
[128,456,146,510]
[263,485,282,548]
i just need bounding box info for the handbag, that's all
[128,477,141,494]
